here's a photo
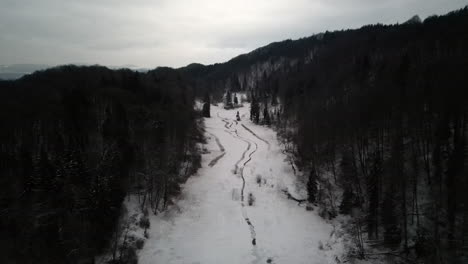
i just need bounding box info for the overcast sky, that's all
[1,0,466,68]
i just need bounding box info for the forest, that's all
[0,66,202,263]
[184,7,468,263]
[254,8,468,263]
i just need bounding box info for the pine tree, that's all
[340,187,356,215]
[367,153,381,239]
[255,109,260,123]
[339,150,359,214]
[250,92,260,123]
[225,90,233,108]
[202,92,211,118]
[382,187,401,245]
[242,76,248,91]
[263,104,270,125]
[250,92,254,121]
[233,93,238,105]
[271,80,279,106]
[307,169,318,204]
[36,148,55,190]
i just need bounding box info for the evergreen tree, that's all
[339,151,359,214]
[225,90,233,108]
[202,92,211,117]
[250,91,260,123]
[340,187,356,215]
[271,80,279,106]
[242,76,248,91]
[382,187,401,245]
[263,103,270,125]
[367,153,381,239]
[307,169,318,204]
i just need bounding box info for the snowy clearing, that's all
[138,104,343,264]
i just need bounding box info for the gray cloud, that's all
[0,0,466,68]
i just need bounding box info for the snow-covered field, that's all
[138,104,343,264]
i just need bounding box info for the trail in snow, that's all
[138,103,343,264]
[232,132,251,176]
[208,152,226,167]
[235,131,258,246]
[242,124,270,149]
[206,132,226,167]
[219,113,259,246]
[207,131,225,152]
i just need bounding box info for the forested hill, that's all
[0,65,202,263]
[181,7,468,100]
[182,7,468,263]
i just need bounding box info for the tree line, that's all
[0,65,202,264]
[244,7,468,263]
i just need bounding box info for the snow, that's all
[138,103,343,264]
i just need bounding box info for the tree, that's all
[382,187,401,245]
[202,92,211,117]
[367,153,381,240]
[225,90,233,108]
[307,169,318,204]
[250,91,260,123]
[339,150,359,215]
[263,103,270,125]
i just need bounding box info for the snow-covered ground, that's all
[138,104,343,264]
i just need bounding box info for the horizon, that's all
[1,0,467,69]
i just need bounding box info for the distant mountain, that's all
[0,72,25,80]
[0,64,50,80]
[0,64,149,80]
[404,15,422,24]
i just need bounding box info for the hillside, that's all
[184,7,468,263]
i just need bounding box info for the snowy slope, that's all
[138,104,342,264]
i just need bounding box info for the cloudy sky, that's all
[1,0,466,68]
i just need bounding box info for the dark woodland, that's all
[0,66,202,263]
[183,8,468,263]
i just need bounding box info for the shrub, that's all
[248,193,255,206]
[256,175,262,186]
[138,217,150,229]
[135,238,145,250]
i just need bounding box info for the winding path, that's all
[218,112,259,246]
[138,103,339,264]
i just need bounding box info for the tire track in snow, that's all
[219,114,249,175]
[207,131,225,152]
[239,138,257,202]
[218,113,249,174]
[218,112,232,130]
[233,136,251,175]
[218,112,259,247]
[208,152,226,167]
[236,133,258,247]
[206,131,226,167]
[241,124,270,150]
